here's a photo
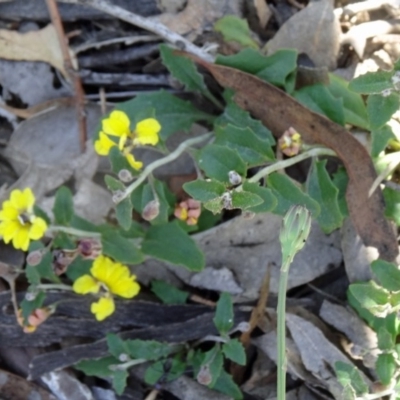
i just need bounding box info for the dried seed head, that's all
[228,170,242,186]
[26,250,43,266]
[142,200,160,221]
[118,169,133,183]
[112,190,125,204]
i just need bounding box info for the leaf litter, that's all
[0,0,399,399]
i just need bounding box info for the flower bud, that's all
[142,200,160,221]
[228,170,242,186]
[118,169,133,183]
[26,250,43,266]
[197,365,212,386]
[118,353,129,362]
[221,192,233,210]
[279,205,312,265]
[78,238,102,259]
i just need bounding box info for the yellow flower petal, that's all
[73,275,100,294]
[90,255,114,282]
[125,153,143,170]
[94,132,117,156]
[0,220,20,242]
[0,203,19,221]
[111,278,140,298]
[29,217,47,240]
[10,188,35,212]
[102,111,131,137]
[135,118,161,146]
[118,134,128,151]
[91,296,115,321]
[13,226,30,251]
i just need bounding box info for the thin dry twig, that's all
[57,0,214,62]
[46,0,87,151]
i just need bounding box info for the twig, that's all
[46,0,87,151]
[57,0,214,62]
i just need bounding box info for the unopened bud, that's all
[25,291,37,301]
[280,205,312,265]
[118,169,133,183]
[27,250,43,266]
[382,88,392,97]
[197,365,212,386]
[228,170,242,186]
[118,353,129,362]
[112,190,125,204]
[221,192,233,210]
[142,200,160,221]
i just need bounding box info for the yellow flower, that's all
[73,254,140,321]
[94,132,117,156]
[134,118,161,146]
[0,188,47,251]
[95,111,161,170]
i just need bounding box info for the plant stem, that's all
[277,259,290,400]
[36,283,74,291]
[248,147,336,184]
[48,225,101,238]
[120,133,212,202]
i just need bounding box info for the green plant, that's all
[2,22,400,397]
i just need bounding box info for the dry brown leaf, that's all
[181,53,398,262]
[0,24,68,77]
[254,0,272,28]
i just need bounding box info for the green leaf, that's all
[126,340,172,360]
[231,190,263,210]
[377,326,395,351]
[213,292,234,335]
[371,125,395,157]
[151,280,189,304]
[383,187,400,226]
[145,358,186,385]
[367,93,400,130]
[107,333,130,359]
[222,339,246,365]
[53,186,74,225]
[215,91,275,149]
[101,231,143,265]
[118,91,213,140]
[371,259,400,292]
[214,15,258,49]
[214,124,274,165]
[240,182,276,213]
[349,71,394,94]
[294,84,345,125]
[212,369,243,400]
[203,197,224,214]
[216,48,268,74]
[33,205,51,225]
[332,167,349,217]
[160,44,213,100]
[130,180,173,225]
[306,159,343,233]
[104,175,132,230]
[376,353,396,385]
[142,221,204,271]
[112,369,128,395]
[66,256,92,281]
[267,173,320,217]
[349,281,390,316]
[256,49,298,89]
[20,290,46,321]
[334,361,369,396]
[198,144,246,183]
[216,48,297,90]
[183,179,226,202]
[328,73,369,129]
[108,146,137,175]
[75,356,118,377]
[201,346,224,387]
